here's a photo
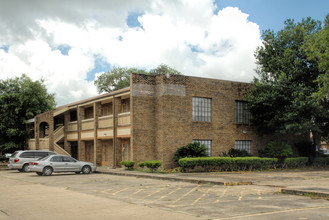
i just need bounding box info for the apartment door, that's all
[122,139,129,161]
[70,141,78,159]
[102,141,110,165]
[85,141,93,162]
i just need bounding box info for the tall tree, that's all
[94,64,182,93]
[246,17,329,144]
[303,14,329,99]
[0,74,55,152]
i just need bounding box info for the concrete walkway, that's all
[97,167,329,198]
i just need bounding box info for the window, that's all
[192,97,211,122]
[63,156,76,163]
[101,103,112,116]
[235,140,251,153]
[121,99,130,113]
[50,156,63,162]
[20,152,34,158]
[193,140,212,156]
[84,107,93,119]
[70,110,77,122]
[235,101,251,124]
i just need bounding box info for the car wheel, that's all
[22,164,29,172]
[75,171,80,174]
[36,172,43,176]
[43,166,53,176]
[81,165,91,174]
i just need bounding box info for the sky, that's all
[0,0,328,106]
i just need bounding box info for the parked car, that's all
[28,155,97,176]
[8,150,56,172]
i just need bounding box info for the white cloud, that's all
[0,0,261,106]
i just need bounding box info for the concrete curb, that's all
[96,169,253,186]
[279,188,329,198]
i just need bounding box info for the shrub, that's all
[139,160,162,172]
[178,157,278,172]
[221,148,251,157]
[120,160,135,170]
[313,157,329,167]
[282,157,308,169]
[138,162,145,168]
[258,141,293,160]
[173,142,208,163]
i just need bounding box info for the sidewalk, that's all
[97,167,329,198]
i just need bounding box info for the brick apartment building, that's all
[27,73,303,168]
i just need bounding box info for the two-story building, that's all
[27,73,304,168]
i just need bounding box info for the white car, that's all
[28,155,97,176]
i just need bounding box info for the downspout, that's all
[112,95,116,168]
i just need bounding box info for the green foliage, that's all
[303,15,329,99]
[173,142,208,163]
[258,141,293,159]
[246,17,329,141]
[313,157,329,167]
[178,157,278,172]
[94,64,182,93]
[0,74,55,152]
[220,148,251,157]
[138,162,145,168]
[139,160,162,172]
[120,160,135,170]
[282,157,309,169]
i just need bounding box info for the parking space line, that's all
[156,187,182,201]
[170,185,200,205]
[257,190,262,199]
[100,188,113,193]
[144,187,167,199]
[215,186,230,203]
[191,185,214,205]
[131,188,144,195]
[238,187,246,201]
[112,187,130,195]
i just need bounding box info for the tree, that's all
[246,17,329,144]
[303,14,329,99]
[94,64,182,93]
[0,74,56,152]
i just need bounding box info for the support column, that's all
[77,106,84,160]
[63,111,71,154]
[94,102,102,166]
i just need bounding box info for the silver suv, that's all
[8,150,56,172]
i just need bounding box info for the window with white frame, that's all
[235,101,251,124]
[193,140,212,156]
[192,97,211,122]
[235,140,251,153]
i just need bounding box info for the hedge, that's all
[178,157,278,171]
[138,160,162,172]
[282,157,308,169]
[313,157,329,167]
[121,160,135,170]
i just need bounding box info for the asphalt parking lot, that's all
[1,169,329,220]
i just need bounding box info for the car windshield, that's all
[39,155,51,161]
[11,152,18,158]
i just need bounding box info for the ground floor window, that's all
[193,140,212,156]
[235,140,251,153]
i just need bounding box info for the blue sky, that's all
[0,0,328,106]
[215,0,329,32]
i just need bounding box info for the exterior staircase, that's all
[53,126,70,156]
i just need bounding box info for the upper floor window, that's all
[70,110,77,122]
[235,101,251,124]
[101,103,112,116]
[84,107,93,119]
[121,99,130,113]
[235,140,251,154]
[192,97,211,122]
[193,140,212,156]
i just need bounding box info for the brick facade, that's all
[28,73,307,169]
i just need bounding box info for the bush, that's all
[282,157,308,169]
[313,157,329,167]
[121,160,135,170]
[178,157,278,172]
[139,160,162,172]
[173,142,208,163]
[258,141,293,160]
[221,148,251,157]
